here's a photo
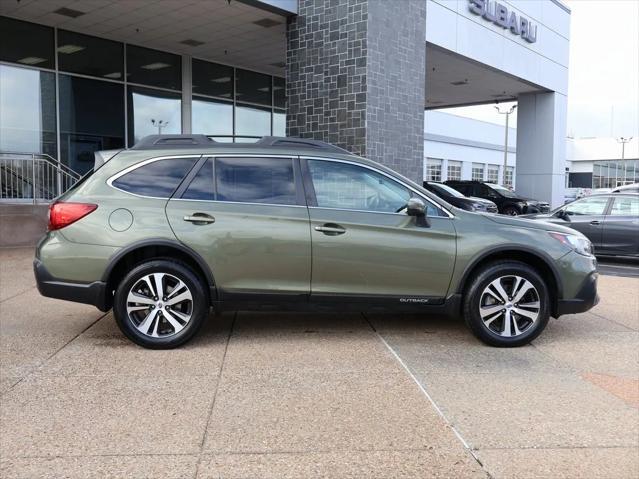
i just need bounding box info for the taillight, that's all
[48,202,97,231]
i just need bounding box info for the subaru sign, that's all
[468,0,538,43]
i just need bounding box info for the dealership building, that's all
[0,0,570,218]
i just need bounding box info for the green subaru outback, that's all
[34,135,598,349]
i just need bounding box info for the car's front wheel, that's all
[113,259,208,349]
[502,205,520,216]
[463,261,550,347]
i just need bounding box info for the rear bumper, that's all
[33,259,109,311]
[555,271,599,316]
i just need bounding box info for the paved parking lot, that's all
[1,247,638,478]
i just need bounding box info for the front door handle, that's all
[314,223,346,236]
[590,220,601,225]
[183,213,215,225]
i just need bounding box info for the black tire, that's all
[113,259,209,349]
[502,205,520,216]
[463,261,550,347]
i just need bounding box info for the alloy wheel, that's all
[479,275,540,337]
[126,272,193,338]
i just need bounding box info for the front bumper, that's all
[555,271,599,316]
[34,259,109,311]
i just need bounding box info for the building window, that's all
[593,159,639,188]
[126,44,181,91]
[127,86,181,146]
[0,64,57,158]
[273,77,285,109]
[236,69,271,106]
[504,166,514,187]
[192,59,233,99]
[273,110,286,137]
[192,97,233,138]
[472,163,485,181]
[57,30,123,80]
[59,74,124,175]
[487,165,499,183]
[235,104,271,138]
[425,158,442,182]
[447,161,462,181]
[0,17,55,69]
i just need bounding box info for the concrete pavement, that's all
[1,247,637,478]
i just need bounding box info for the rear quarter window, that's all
[112,157,197,198]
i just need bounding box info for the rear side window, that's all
[609,196,639,216]
[215,157,296,205]
[112,158,197,198]
[182,158,214,201]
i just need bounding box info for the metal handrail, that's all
[0,153,82,204]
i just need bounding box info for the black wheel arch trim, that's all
[455,244,564,300]
[101,238,217,299]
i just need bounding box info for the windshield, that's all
[430,182,465,198]
[486,183,518,198]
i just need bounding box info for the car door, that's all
[561,196,611,249]
[165,156,312,300]
[303,158,456,303]
[601,195,639,255]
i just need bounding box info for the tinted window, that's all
[126,45,181,90]
[182,158,214,201]
[565,196,609,216]
[308,160,444,216]
[609,196,639,216]
[59,74,125,175]
[113,158,197,197]
[57,30,123,79]
[192,59,233,99]
[236,69,271,105]
[216,157,296,205]
[273,77,285,108]
[0,17,54,69]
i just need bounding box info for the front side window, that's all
[308,160,429,214]
[112,158,197,197]
[565,196,609,216]
[609,197,639,216]
[216,157,296,205]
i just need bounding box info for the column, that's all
[286,0,427,183]
[516,91,568,208]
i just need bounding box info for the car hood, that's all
[485,212,579,235]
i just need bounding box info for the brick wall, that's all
[286,0,426,182]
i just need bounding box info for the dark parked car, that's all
[522,193,639,257]
[423,181,498,213]
[445,180,550,216]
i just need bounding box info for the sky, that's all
[441,0,639,140]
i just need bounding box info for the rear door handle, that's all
[314,223,346,236]
[183,213,215,224]
[590,220,601,225]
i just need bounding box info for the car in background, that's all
[445,180,550,216]
[521,193,639,257]
[423,181,498,213]
[612,183,639,193]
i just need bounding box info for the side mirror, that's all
[406,197,426,217]
[555,209,570,221]
[406,197,429,227]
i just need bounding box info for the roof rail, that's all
[130,135,351,154]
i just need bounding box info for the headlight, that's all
[549,232,593,256]
[471,202,487,211]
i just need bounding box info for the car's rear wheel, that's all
[463,261,550,347]
[113,259,208,349]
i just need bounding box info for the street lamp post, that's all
[617,136,633,185]
[495,104,517,187]
[151,119,169,135]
